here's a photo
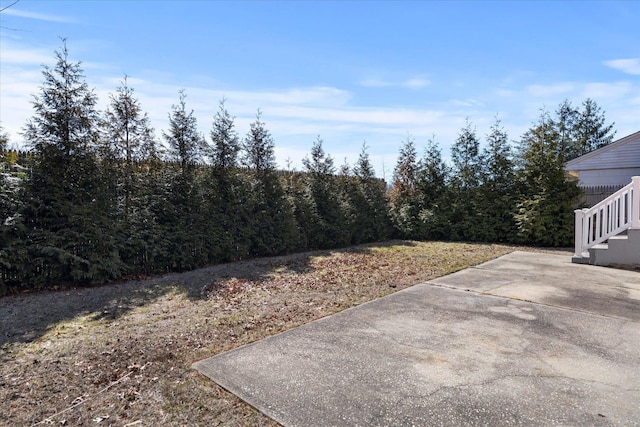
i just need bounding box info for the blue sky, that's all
[1,0,639,179]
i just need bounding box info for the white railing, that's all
[574,176,640,258]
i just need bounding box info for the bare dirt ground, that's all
[0,241,570,426]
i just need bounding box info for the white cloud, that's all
[266,105,444,127]
[603,58,640,75]
[0,64,42,140]
[358,76,430,89]
[0,47,52,65]
[226,86,352,108]
[581,82,633,100]
[2,8,76,23]
[403,77,430,88]
[450,98,484,108]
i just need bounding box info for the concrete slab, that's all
[194,251,640,426]
[431,251,640,321]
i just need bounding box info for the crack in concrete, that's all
[424,280,640,323]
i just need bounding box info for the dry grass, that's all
[0,241,570,426]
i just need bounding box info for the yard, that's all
[0,241,568,426]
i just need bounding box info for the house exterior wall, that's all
[565,131,640,188]
[576,167,640,186]
[567,140,640,170]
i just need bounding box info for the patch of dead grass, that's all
[0,241,569,426]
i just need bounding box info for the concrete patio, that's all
[194,251,640,426]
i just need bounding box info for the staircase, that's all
[572,176,640,267]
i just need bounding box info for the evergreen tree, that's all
[515,110,580,246]
[102,77,160,270]
[300,136,348,248]
[449,120,482,240]
[207,99,250,261]
[554,99,578,161]
[242,109,276,172]
[103,77,158,204]
[337,158,358,244]
[20,40,124,286]
[104,77,157,166]
[451,120,481,191]
[415,137,451,240]
[162,90,207,269]
[573,98,616,158]
[242,111,298,255]
[0,126,9,221]
[0,145,28,203]
[351,142,392,243]
[0,127,25,294]
[388,136,420,238]
[553,98,616,161]
[0,126,9,200]
[303,136,336,177]
[210,99,241,170]
[0,126,7,155]
[475,118,516,242]
[163,90,205,171]
[353,143,375,181]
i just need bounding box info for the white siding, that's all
[566,132,640,171]
[577,168,640,186]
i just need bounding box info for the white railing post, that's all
[572,179,636,256]
[632,176,640,229]
[574,208,586,257]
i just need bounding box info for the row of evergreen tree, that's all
[0,42,616,295]
[0,42,395,294]
[388,100,614,247]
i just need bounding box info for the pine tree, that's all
[242,109,276,173]
[553,98,616,161]
[210,99,241,170]
[554,99,578,161]
[303,136,336,177]
[351,142,391,243]
[0,127,25,294]
[20,40,124,286]
[475,118,516,242]
[163,90,205,172]
[573,98,616,157]
[389,136,420,238]
[102,77,159,271]
[207,99,250,261]
[104,77,157,166]
[451,120,481,191]
[242,111,297,255]
[449,120,482,240]
[337,158,358,244]
[103,77,158,207]
[0,133,28,211]
[0,126,9,201]
[161,90,207,270]
[515,110,581,246]
[301,136,348,248]
[415,137,450,240]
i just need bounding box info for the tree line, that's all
[0,42,615,295]
[387,100,614,248]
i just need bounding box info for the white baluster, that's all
[574,209,586,257]
[632,176,640,229]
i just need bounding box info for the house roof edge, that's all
[565,130,640,170]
